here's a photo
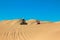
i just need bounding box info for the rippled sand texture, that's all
[0,19,60,40]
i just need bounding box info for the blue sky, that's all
[0,0,60,21]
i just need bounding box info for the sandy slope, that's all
[0,19,60,40]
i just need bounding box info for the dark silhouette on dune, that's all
[36,20,40,24]
[20,19,27,25]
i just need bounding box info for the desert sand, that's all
[0,19,60,40]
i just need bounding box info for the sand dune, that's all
[0,19,60,40]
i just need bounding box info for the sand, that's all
[0,19,60,40]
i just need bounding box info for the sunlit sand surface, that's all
[0,19,60,40]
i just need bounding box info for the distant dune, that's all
[0,19,60,40]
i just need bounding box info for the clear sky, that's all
[0,0,60,21]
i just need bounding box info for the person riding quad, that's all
[20,19,27,25]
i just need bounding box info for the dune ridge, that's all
[0,19,60,40]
